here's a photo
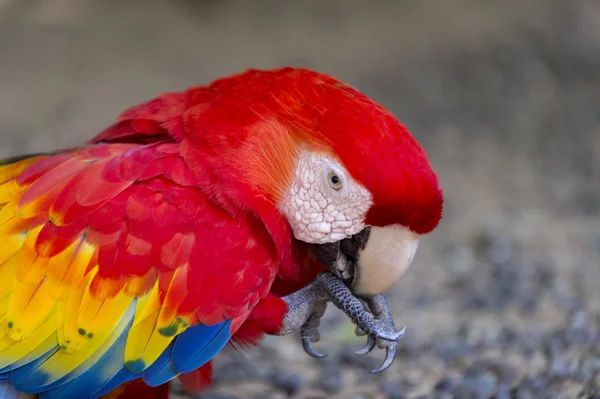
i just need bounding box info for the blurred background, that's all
[1,1,599,398]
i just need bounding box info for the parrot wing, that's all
[0,142,278,399]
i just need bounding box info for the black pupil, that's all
[330,174,340,185]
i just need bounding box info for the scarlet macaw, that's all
[0,67,443,398]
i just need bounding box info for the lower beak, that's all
[309,225,420,298]
[351,225,419,297]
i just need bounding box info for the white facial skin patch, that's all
[280,149,373,244]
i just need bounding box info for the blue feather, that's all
[0,382,23,399]
[139,342,178,387]
[83,369,137,399]
[0,335,58,375]
[8,358,52,394]
[142,321,231,386]
[172,321,231,373]
[3,343,59,392]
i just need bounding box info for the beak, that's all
[309,225,419,298]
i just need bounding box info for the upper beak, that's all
[309,225,419,298]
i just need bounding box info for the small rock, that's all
[267,369,304,395]
[562,310,594,347]
[454,369,498,399]
[497,327,518,348]
[212,361,252,384]
[397,335,421,359]
[549,355,579,379]
[487,236,513,265]
[412,287,442,307]
[459,320,502,347]
[580,355,600,381]
[493,384,512,399]
[544,331,566,357]
[380,380,406,399]
[434,338,473,363]
[593,374,600,392]
[434,376,455,392]
[399,367,423,391]
[519,331,544,354]
[520,297,540,314]
[318,366,343,393]
[254,391,287,399]
[550,278,581,311]
[514,376,548,399]
[569,310,590,330]
[197,394,242,399]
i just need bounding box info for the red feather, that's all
[101,379,170,399]
[178,363,213,396]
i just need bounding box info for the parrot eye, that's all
[327,171,343,191]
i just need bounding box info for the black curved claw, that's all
[302,337,327,358]
[367,344,397,374]
[393,325,407,340]
[355,335,376,355]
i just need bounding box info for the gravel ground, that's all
[1,1,599,398]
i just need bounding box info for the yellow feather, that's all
[77,289,133,345]
[131,282,161,329]
[0,333,57,372]
[47,239,94,300]
[123,266,191,372]
[7,280,58,340]
[0,180,22,205]
[0,200,21,231]
[58,273,92,353]
[3,226,53,340]
[15,226,44,284]
[6,279,44,341]
[123,271,192,374]
[0,157,46,185]
[32,302,135,387]
[15,191,53,219]
[0,307,57,367]
[124,283,163,371]
[0,234,25,269]
[0,254,19,299]
[0,295,10,325]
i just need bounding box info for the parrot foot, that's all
[278,272,404,374]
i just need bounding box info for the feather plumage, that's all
[0,141,280,398]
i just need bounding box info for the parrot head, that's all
[273,69,443,297]
[185,67,443,297]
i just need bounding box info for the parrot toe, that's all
[300,311,327,358]
[368,343,398,375]
[354,335,376,355]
